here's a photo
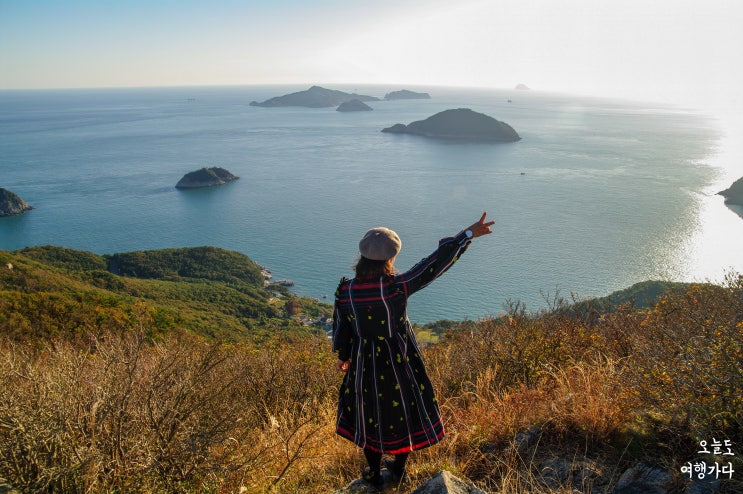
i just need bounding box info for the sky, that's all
[1,0,742,108]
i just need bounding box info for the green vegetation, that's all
[0,248,741,493]
[573,279,694,311]
[108,246,264,285]
[0,246,331,342]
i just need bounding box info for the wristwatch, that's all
[465,229,473,238]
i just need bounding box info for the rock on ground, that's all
[333,470,485,494]
[410,471,486,494]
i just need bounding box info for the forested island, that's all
[249,86,433,108]
[175,167,239,189]
[250,85,379,108]
[336,99,373,112]
[384,89,431,100]
[382,108,521,142]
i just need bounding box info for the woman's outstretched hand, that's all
[466,212,495,238]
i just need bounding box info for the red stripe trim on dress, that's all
[336,418,445,453]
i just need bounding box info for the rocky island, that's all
[250,85,379,108]
[0,187,34,217]
[382,108,521,142]
[719,176,743,206]
[336,99,373,112]
[175,167,239,189]
[384,89,431,100]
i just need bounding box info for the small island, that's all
[719,176,743,206]
[381,108,521,142]
[176,167,239,189]
[384,89,431,100]
[515,83,531,90]
[336,99,373,112]
[250,85,379,108]
[0,187,34,217]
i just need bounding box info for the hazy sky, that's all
[1,0,742,106]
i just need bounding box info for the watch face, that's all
[466,230,473,238]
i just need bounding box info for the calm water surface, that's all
[1,85,742,321]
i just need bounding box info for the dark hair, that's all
[354,256,396,278]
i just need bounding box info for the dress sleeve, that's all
[397,230,472,296]
[332,279,353,361]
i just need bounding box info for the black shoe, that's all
[362,467,388,489]
[383,459,410,484]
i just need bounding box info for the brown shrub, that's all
[0,312,340,493]
[625,275,743,442]
[1,274,741,492]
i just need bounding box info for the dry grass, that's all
[1,275,741,493]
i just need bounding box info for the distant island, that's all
[719,176,743,206]
[250,85,379,108]
[176,167,239,189]
[0,187,34,217]
[381,108,521,142]
[384,89,431,100]
[336,99,373,112]
[515,83,531,90]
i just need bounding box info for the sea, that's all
[1,85,742,323]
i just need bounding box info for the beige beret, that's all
[359,227,402,261]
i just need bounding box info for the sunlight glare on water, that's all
[681,107,743,284]
[683,194,743,283]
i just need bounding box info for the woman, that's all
[333,212,495,488]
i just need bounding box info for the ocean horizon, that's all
[2,84,742,322]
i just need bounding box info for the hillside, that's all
[0,245,331,342]
[1,244,687,344]
[0,250,741,493]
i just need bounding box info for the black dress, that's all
[332,230,471,453]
